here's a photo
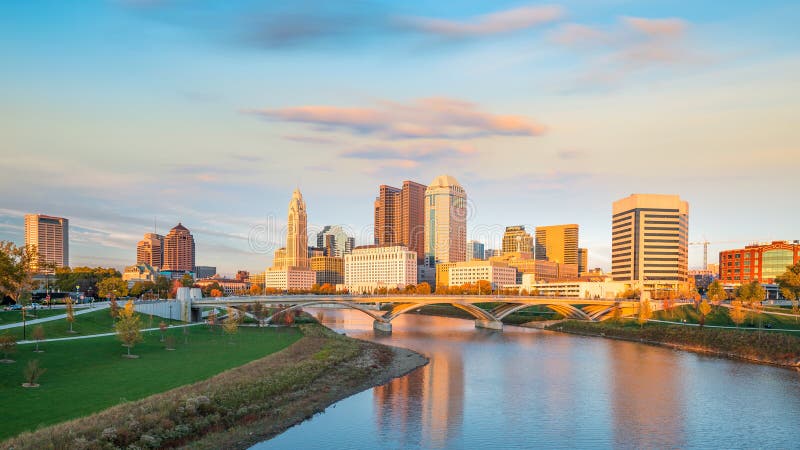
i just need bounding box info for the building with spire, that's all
[266,189,314,291]
[162,223,195,272]
[424,175,467,266]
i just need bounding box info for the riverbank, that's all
[1,324,427,450]
[547,320,800,369]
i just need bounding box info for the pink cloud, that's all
[398,5,564,37]
[621,17,687,38]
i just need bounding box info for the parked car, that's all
[7,304,22,311]
[27,302,42,310]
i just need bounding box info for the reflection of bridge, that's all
[189,295,669,332]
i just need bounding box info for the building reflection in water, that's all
[608,341,687,448]
[373,316,465,449]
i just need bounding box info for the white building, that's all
[122,263,159,287]
[521,274,629,299]
[265,267,315,291]
[424,175,467,266]
[448,261,516,289]
[344,245,417,293]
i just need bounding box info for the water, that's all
[253,309,800,449]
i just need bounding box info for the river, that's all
[252,309,800,449]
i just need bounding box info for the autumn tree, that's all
[210,288,223,298]
[415,282,431,295]
[698,300,712,328]
[736,281,766,326]
[729,300,746,327]
[706,280,727,305]
[207,309,217,330]
[65,297,76,333]
[223,307,240,342]
[109,297,120,320]
[0,334,17,363]
[180,273,195,287]
[22,359,47,388]
[32,325,45,353]
[637,300,652,328]
[249,284,263,296]
[116,301,143,358]
[776,262,800,321]
[97,277,128,301]
[0,241,37,306]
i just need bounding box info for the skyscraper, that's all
[136,233,164,269]
[535,224,579,265]
[374,180,426,262]
[162,223,195,272]
[316,225,355,258]
[578,247,588,274]
[424,175,467,266]
[286,188,309,269]
[612,194,689,287]
[24,214,69,272]
[501,226,533,255]
[466,240,485,261]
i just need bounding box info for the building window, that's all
[762,249,792,280]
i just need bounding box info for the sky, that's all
[1,0,798,275]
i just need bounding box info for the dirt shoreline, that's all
[1,324,429,450]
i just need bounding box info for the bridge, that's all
[186,295,674,332]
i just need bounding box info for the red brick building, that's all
[719,241,800,284]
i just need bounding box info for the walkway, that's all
[0,303,110,330]
[16,322,202,344]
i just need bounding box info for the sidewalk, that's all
[16,322,204,344]
[0,304,110,331]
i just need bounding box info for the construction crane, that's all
[689,241,711,269]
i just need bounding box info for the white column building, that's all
[344,245,417,293]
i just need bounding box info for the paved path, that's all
[648,318,800,332]
[0,304,110,330]
[16,322,204,344]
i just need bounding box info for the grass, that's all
[0,309,184,341]
[654,304,800,333]
[0,309,64,325]
[0,325,302,440]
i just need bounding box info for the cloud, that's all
[245,97,546,140]
[397,5,564,38]
[556,149,585,160]
[282,134,339,145]
[622,17,687,38]
[342,142,476,162]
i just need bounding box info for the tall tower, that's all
[611,194,689,286]
[374,180,426,262]
[502,226,533,255]
[136,233,164,269]
[424,175,467,266]
[286,188,309,269]
[24,214,69,272]
[162,223,195,272]
[535,224,579,265]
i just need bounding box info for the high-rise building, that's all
[484,249,501,259]
[578,248,588,275]
[24,214,69,272]
[311,255,345,286]
[466,240,485,261]
[316,225,355,257]
[424,175,467,266]
[136,233,164,269]
[502,226,533,256]
[611,194,689,288]
[535,224,579,265]
[286,189,309,269]
[719,240,800,284]
[194,266,217,279]
[162,223,195,272]
[272,248,286,269]
[374,180,426,262]
[344,245,417,293]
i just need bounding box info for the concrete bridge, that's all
[188,295,674,332]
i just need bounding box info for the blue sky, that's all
[1,0,798,275]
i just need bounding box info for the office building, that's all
[578,248,588,275]
[162,223,195,272]
[484,249,501,259]
[122,263,159,287]
[719,240,800,284]
[24,214,69,272]
[447,260,517,290]
[194,266,217,279]
[466,240,485,261]
[520,275,628,299]
[535,224,579,265]
[136,233,163,269]
[272,248,286,269]
[316,225,355,257]
[286,189,309,269]
[311,256,345,286]
[344,245,417,293]
[265,266,315,291]
[424,175,467,266]
[611,194,689,291]
[374,180,426,262]
[490,252,562,283]
[502,226,533,256]
[195,275,249,296]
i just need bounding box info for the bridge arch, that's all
[263,301,387,325]
[490,302,593,321]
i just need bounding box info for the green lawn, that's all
[0,325,302,440]
[654,304,800,332]
[1,309,184,341]
[0,309,64,325]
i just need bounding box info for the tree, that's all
[729,300,746,327]
[661,295,675,318]
[776,262,800,321]
[159,321,167,342]
[155,276,170,298]
[207,309,217,330]
[415,282,431,295]
[223,307,240,342]
[637,300,652,328]
[0,334,17,363]
[97,277,128,301]
[54,266,121,298]
[249,284,263,296]
[65,297,76,333]
[706,280,727,305]
[109,297,120,320]
[116,301,143,358]
[22,359,46,388]
[698,300,712,328]
[181,273,195,287]
[736,281,766,326]
[0,241,37,305]
[210,288,223,298]
[32,325,45,353]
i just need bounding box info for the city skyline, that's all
[2,1,798,273]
